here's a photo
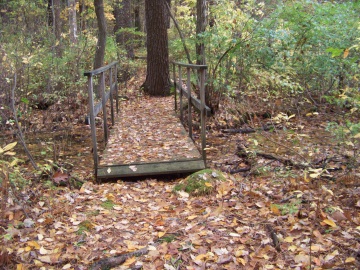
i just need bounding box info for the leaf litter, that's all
[100,96,201,166]
[1,89,360,269]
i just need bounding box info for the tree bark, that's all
[196,0,207,65]
[93,0,107,69]
[141,0,170,96]
[48,0,62,57]
[113,0,134,58]
[79,0,88,32]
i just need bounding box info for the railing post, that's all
[100,72,108,144]
[87,75,98,175]
[186,67,192,139]
[173,63,177,111]
[178,66,183,124]
[115,64,119,113]
[110,67,115,126]
[200,67,206,166]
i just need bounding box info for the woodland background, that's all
[0,0,360,269]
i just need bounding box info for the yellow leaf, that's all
[3,142,17,152]
[270,204,280,215]
[17,264,27,270]
[284,236,294,243]
[303,172,310,183]
[158,231,166,238]
[345,257,355,263]
[204,182,213,187]
[33,260,43,266]
[343,48,349,58]
[352,133,360,139]
[237,257,246,265]
[106,193,115,200]
[288,245,297,252]
[323,219,337,227]
[27,241,40,249]
[187,215,197,220]
[195,253,208,261]
[123,256,136,266]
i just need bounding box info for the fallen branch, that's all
[236,144,309,170]
[229,166,251,174]
[265,224,281,252]
[255,150,309,169]
[222,125,278,134]
[90,246,150,270]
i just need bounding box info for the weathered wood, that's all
[187,67,192,139]
[87,75,98,175]
[85,62,119,179]
[172,61,207,70]
[97,159,206,179]
[173,81,211,116]
[199,67,206,166]
[84,61,118,76]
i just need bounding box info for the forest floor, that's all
[0,74,359,270]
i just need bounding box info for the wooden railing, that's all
[84,61,119,174]
[172,61,210,166]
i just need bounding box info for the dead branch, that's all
[10,73,39,170]
[265,224,281,252]
[236,144,309,170]
[165,0,192,65]
[90,246,150,270]
[222,124,278,134]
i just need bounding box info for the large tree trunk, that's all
[141,0,170,96]
[196,0,207,65]
[114,0,134,58]
[93,0,107,69]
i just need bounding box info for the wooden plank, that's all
[97,159,205,179]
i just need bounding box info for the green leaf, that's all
[20,97,29,104]
[325,47,344,58]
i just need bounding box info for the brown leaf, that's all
[52,171,69,185]
[331,211,346,222]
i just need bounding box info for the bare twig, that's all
[10,73,39,170]
[164,0,192,64]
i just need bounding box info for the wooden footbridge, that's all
[84,61,210,181]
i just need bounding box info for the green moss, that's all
[174,169,227,196]
[77,220,94,235]
[101,199,115,210]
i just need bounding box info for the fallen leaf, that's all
[322,219,337,227]
[38,253,60,263]
[123,256,136,266]
[270,204,280,215]
[345,257,355,263]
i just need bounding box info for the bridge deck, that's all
[97,96,205,179]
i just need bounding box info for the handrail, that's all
[84,61,119,178]
[172,61,207,70]
[84,61,119,76]
[172,61,208,166]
